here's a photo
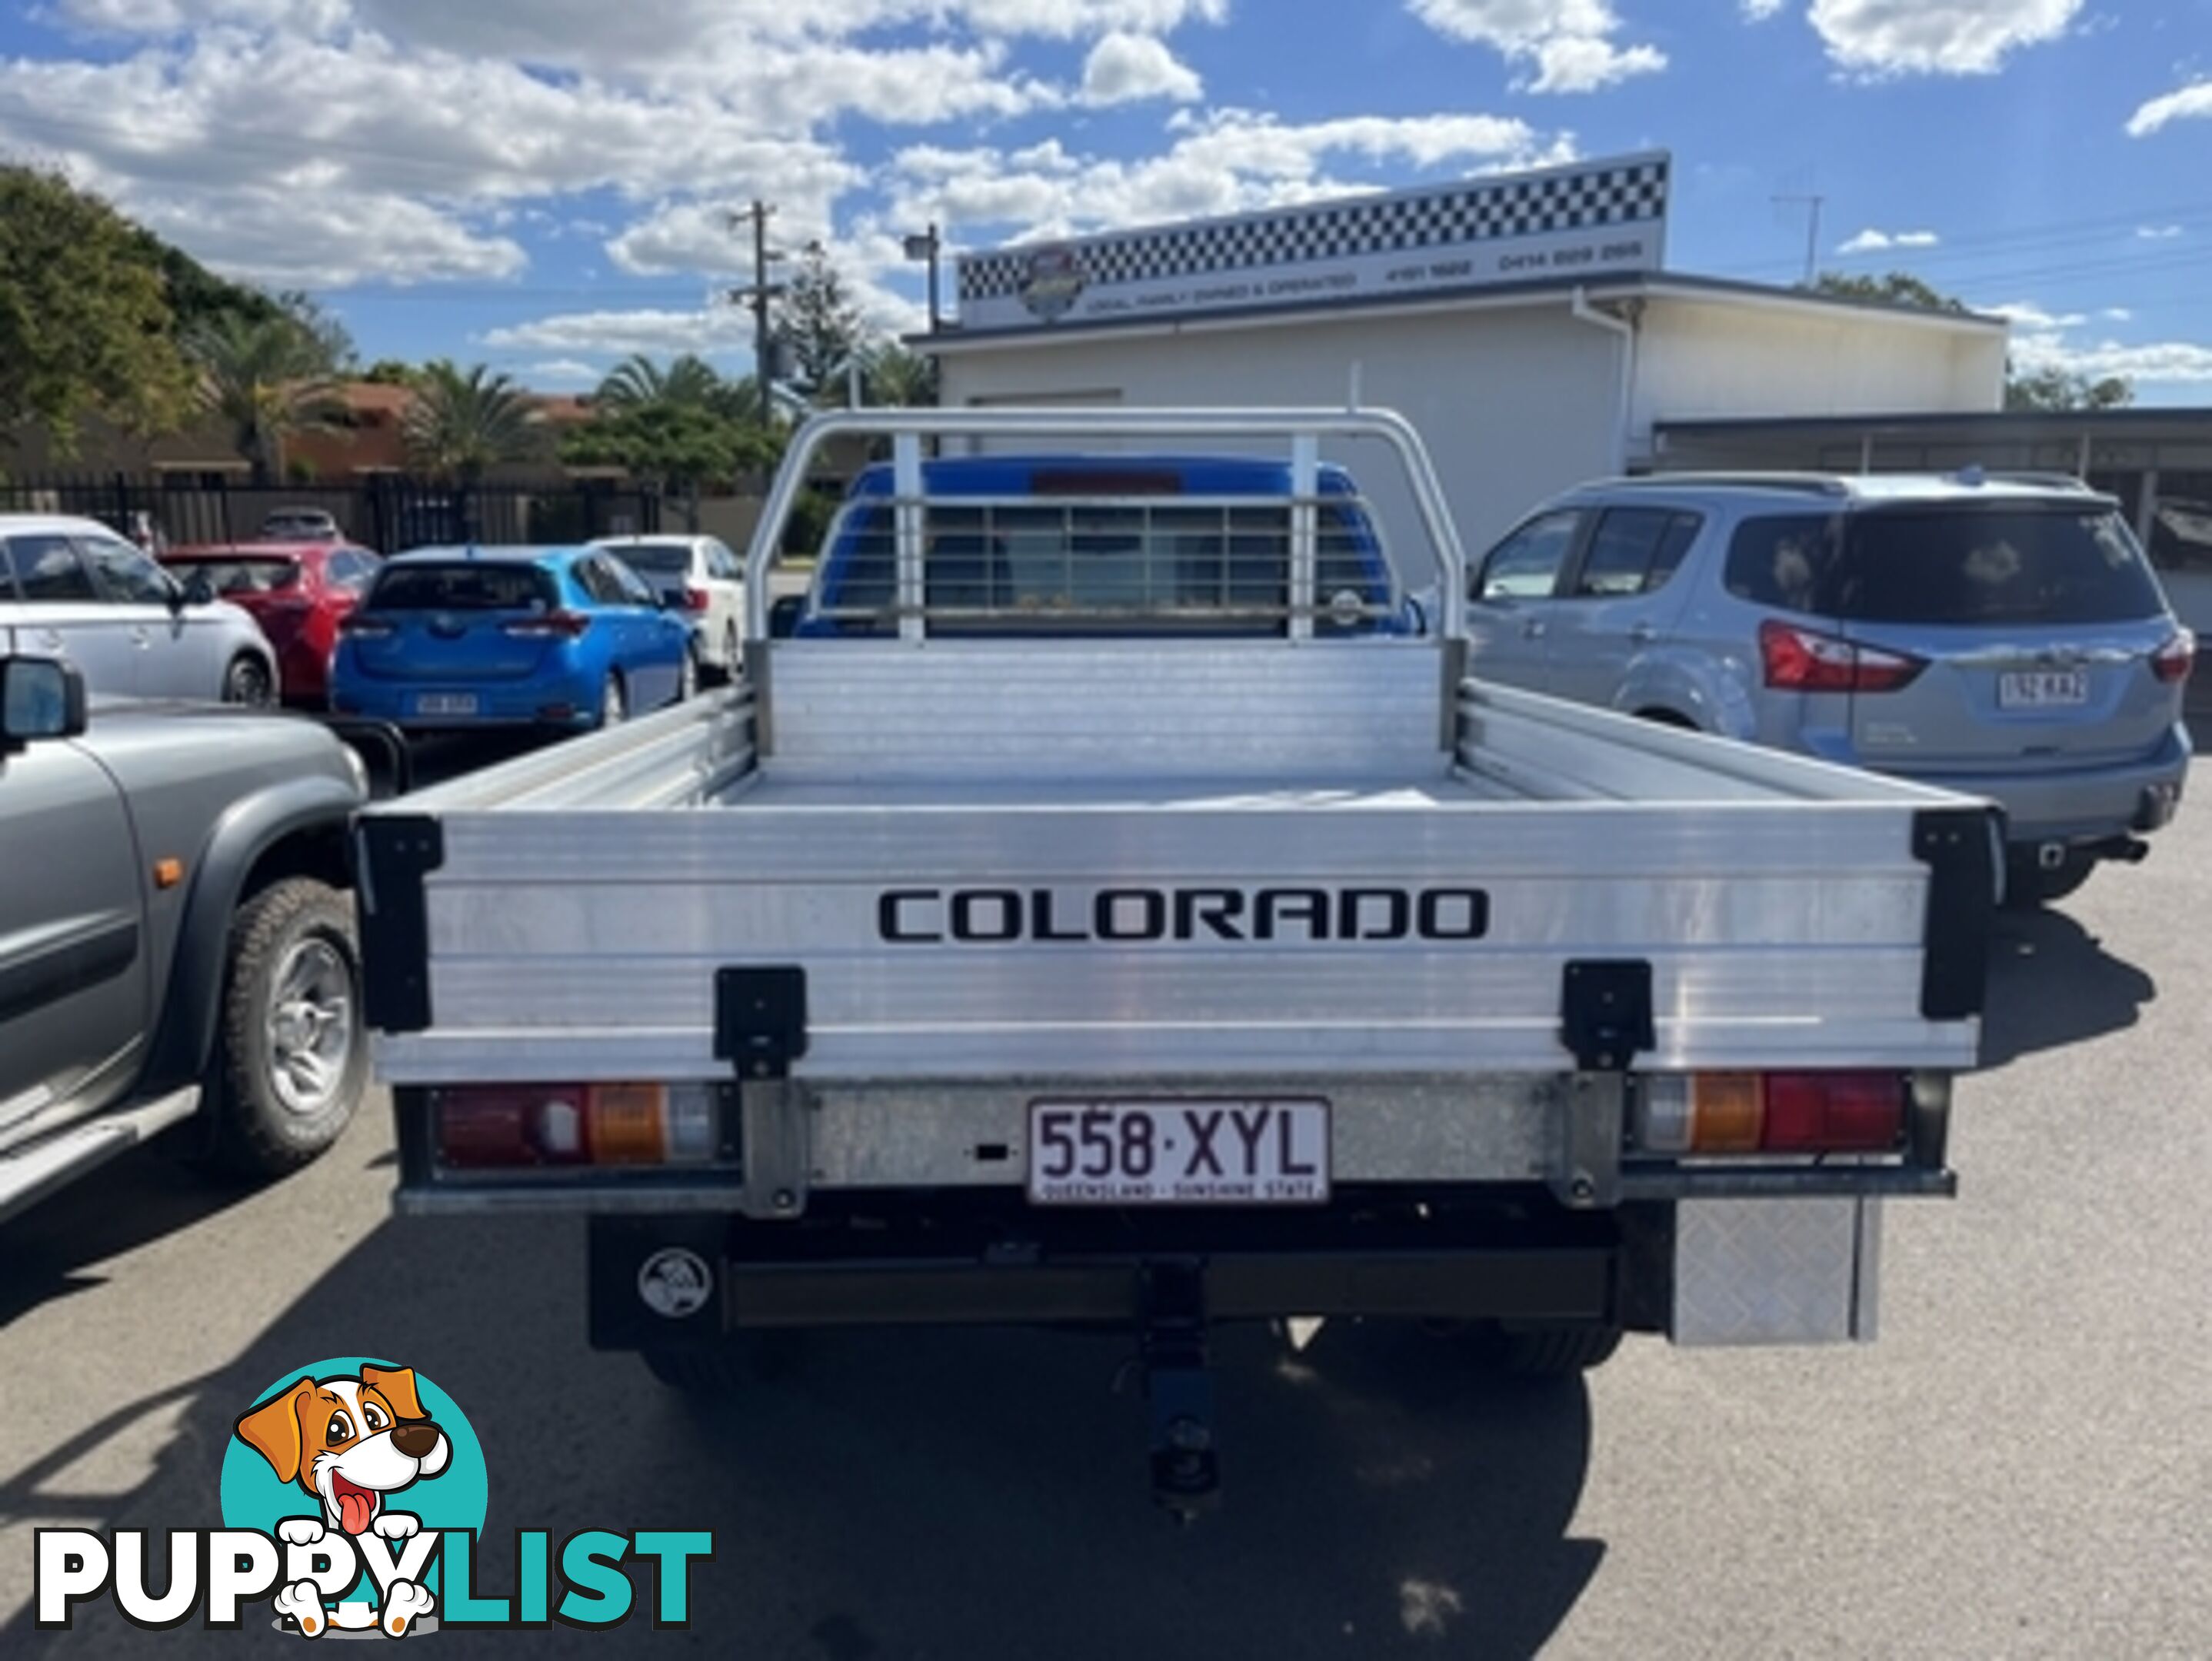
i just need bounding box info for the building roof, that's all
[915,268,2007,353]
[1657,405,2212,438]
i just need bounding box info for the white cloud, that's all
[1836,227,1940,254]
[1081,32,1204,104]
[1404,0,1667,92]
[2127,80,2212,137]
[1741,0,1785,18]
[2010,334,2212,387]
[521,359,605,384]
[2137,224,2184,240]
[1807,0,2081,76]
[482,307,756,355]
[1987,300,2086,329]
[1990,298,2212,389]
[888,109,1567,246]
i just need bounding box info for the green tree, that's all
[402,361,545,482]
[0,167,195,456]
[2004,365,2135,411]
[859,342,938,408]
[184,309,345,485]
[361,359,421,387]
[774,241,864,401]
[1811,270,1969,313]
[594,352,721,411]
[561,401,781,494]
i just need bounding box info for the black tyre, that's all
[2003,850,2096,909]
[597,672,628,729]
[641,1333,803,1394]
[1497,1323,1624,1378]
[721,624,741,684]
[208,878,367,1177]
[676,647,699,704]
[222,654,275,707]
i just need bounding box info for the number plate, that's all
[1026,1100,1330,1207]
[1998,670,2087,708]
[414,693,480,716]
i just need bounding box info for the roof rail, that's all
[1968,469,2097,492]
[1603,472,1853,496]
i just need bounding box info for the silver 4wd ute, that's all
[358,409,1998,1516]
[0,657,377,1220]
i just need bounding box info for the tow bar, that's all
[1138,1260,1220,1522]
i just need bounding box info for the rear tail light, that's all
[338,614,395,640]
[1759,620,1926,694]
[433,1083,720,1170]
[1635,1071,1907,1156]
[500,611,593,639]
[683,585,711,613]
[2151,632,2195,684]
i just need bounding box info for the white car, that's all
[1,514,280,703]
[589,534,746,682]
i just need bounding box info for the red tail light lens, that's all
[500,611,593,639]
[683,585,711,613]
[338,614,395,640]
[1637,1071,1907,1155]
[1759,620,1926,694]
[2152,632,2195,684]
[435,1085,591,1167]
[433,1083,719,1170]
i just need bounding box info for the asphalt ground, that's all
[2,732,2207,1659]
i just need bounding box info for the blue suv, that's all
[1466,472,2192,904]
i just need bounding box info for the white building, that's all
[924,153,2009,574]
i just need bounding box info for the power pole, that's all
[1773,192,1824,287]
[727,199,785,419]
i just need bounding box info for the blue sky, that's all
[2,0,2209,400]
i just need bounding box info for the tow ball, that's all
[1137,1261,1220,1522]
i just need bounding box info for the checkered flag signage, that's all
[960,158,1668,303]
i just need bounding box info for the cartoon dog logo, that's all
[234,1364,451,1638]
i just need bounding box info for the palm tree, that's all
[185,312,344,485]
[594,353,720,411]
[861,343,939,408]
[402,361,543,483]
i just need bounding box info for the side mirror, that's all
[178,570,217,608]
[2,657,88,751]
[768,595,805,640]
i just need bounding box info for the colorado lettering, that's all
[878,886,1489,944]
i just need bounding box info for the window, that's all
[182,558,301,595]
[4,536,98,603]
[326,550,378,591]
[1834,508,2164,625]
[1724,514,1835,613]
[608,541,694,576]
[2149,471,2212,577]
[368,563,557,611]
[1476,511,1582,600]
[1571,509,1702,597]
[573,558,628,606]
[822,497,1389,634]
[78,538,175,604]
[709,542,741,580]
[608,559,657,607]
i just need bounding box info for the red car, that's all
[162,541,382,707]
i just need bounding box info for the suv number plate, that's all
[1026,1100,1330,1207]
[1998,670,2087,708]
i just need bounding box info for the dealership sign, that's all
[954,151,1669,333]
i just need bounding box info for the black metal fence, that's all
[0,472,664,552]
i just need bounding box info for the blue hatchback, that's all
[329,545,696,733]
